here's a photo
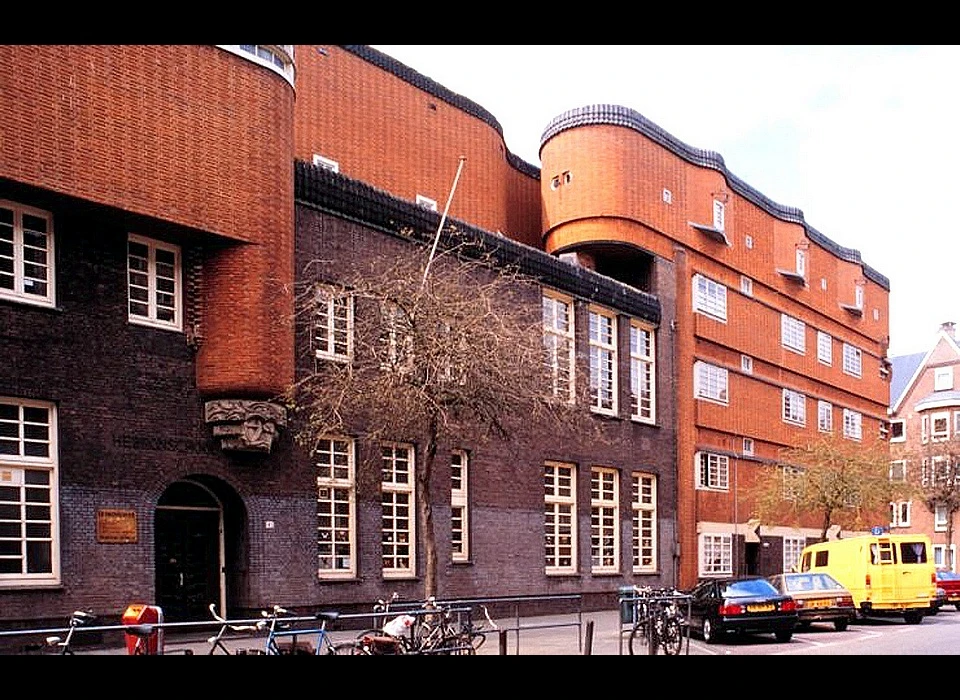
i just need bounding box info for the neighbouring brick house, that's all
[0,45,889,635]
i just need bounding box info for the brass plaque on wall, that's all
[96,509,138,544]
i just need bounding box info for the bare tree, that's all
[285,236,598,598]
[748,432,906,541]
[905,434,960,564]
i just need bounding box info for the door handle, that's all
[179,573,184,587]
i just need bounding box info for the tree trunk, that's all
[418,414,439,599]
[820,508,833,542]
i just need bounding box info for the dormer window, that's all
[935,367,953,391]
[713,199,725,232]
[795,248,806,278]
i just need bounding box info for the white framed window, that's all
[781,314,806,354]
[416,194,438,211]
[694,361,728,405]
[784,536,805,573]
[692,274,727,321]
[782,466,804,501]
[741,355,753,374]
[0,398,59,586]
[818,400,833,433]
[922,415,929,443]
[955,412,960,437]
[889,459,906,482]
[922,456,953,488]
[629,321,656,423]
[662,188,672,204]
[696,452,729,491]
[842,343,862,378]
[740,275,753,296]
[221,45,295,83]
[745,235,753,249]
[821,278,827,291]
[589,307,618,415]
[314,290,353,361]
[127,234,182,331]
[545,462,577,575]
[0,200,55,308]
[700,533,732,576]
[451,449,469,562]
[931,411,950,441]
[843,409,862,441]
[381,443,415,578]
[890,501,911,528]
[782,389,806,426]
[712,199,725,232]
[742,438,754,456]
[817,331,832,366]
[543,292,575,404]
[934,544,956,570]
[316,437,356,578]
[855,283,864,310]
[890,419,905,442]
[591,467,619,574]
[312,154,340,172]
[795,248,806,278]
[935,367,954,391]
[632,472,657,573]
[935,504,949,532]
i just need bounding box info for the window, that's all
[127,234,181,330]
[740,275,753,296]
[694,361,728,405]
[662,188,672,204]
[890,459,906,482]
[543,292,575,403]
[741,355,753,373]
[742,438,754,456]
[0,398,58,585]
[589,307,617,415]
[855,284,864,310]
[955,412,960,437]
[782,389,806,426]
[692,274,727,321]
[783,537,805,573]
[0,200,54,307]
[315,437,356,578]
[629,322,656,423]
[545,462,577,575]
[312,154,340,172]
[934,544,956,570]
[632,472,657,573]
[781,314,805,354]
[935,367,954,391]
[416,194,437,211]
[782,466,804,501]
[700,533,732,576]
[935,504,949,532]
[843,409,862,441]
[842,343,862,378]
[817,331,832,366]
[223,44,295,82]
[451,450,469,562]
[890,501,911,528]
[745,235,753,249]
[922,415,929,443]
[697,452,729,491]
[712,199,725,232]
[890,419,905,442]
[591,467,619,573]
[817,400,833,433]
[314,289,353,361]
[795,248,806,277]
[922,456,955,488]
[931,411,950,441]
[381,443,415,577]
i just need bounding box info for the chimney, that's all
[942,321,956,339]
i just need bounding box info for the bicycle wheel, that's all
[658,617,683,656]
[627,618,650,656]
[330,641,369,655]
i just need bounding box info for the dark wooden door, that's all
[155,508,220,622]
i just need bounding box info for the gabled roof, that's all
[890,328,960,414]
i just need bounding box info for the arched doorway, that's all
[155,478,226,622]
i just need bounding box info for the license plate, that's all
[806,599,831,609]
[747,603,775,613]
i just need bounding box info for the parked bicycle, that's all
[627,587,689,656]
[257,604,353,655]
[40,610,96,655]
[206,603,262,655]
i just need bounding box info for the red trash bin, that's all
[122,604,164,655]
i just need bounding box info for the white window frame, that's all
[889,459,907,482]
[922,415,929,444]
[712,199,725,232]
[545,462,577,575]
[451,449,469,562]
[696,452,729,491]
[315,437,356,578]
[694,361,728,405]
[127,234,182,331]
[591,467,619,574]
[817,331,832,366]
[818,400,833,433]
[843,409,862,441]
[782,389,806,427]
[931,411,950,442]
[742,438,754,456]
[934,544,956,570]
[855,283,864,310]
[0,200,55,308]
[629,321,656,424]
[381,442,416,578]
[692,274,727,322]
[741,355,753,374]
[314,290,353,362]
[312,154,340,172]
[632,472,657,573]
[416,194,438,211]
[935,367,954,391]
[890,501,911,528]
[543,292,576,404]
[935,504,949,532]
[795,248,806,277]
[740,275,753,296]
[783,536,805,573]
[0,397,60,586]
[700,533,732,576]
[745,235,753,250]
[842,343,862,378]
[781,314,806,354]
[954,412,960,437]
[589,307,618,416]
[889,419,905,443]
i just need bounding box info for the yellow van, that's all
[798,534,937,624]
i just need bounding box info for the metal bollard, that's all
[499,628,507,655]
[583,620,593,655]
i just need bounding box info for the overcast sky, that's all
[372,45,960,358]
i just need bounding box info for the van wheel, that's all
[904,610,923,625]
[834,619,849,632]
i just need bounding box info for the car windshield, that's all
[722,579,777,598]
[783,573,844,593]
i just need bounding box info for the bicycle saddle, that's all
[316,611,339,622]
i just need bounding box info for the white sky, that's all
[372,45,960,358]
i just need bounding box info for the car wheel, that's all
[797,620,812,630]
[904,610,923,625]
[834,618,849,632]
[929,606,939,616]
[702,617,719,644]
[774,630,793,642]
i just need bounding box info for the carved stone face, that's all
[241,415,277,450]
[205,399,287,454]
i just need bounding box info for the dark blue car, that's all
[687,576,799,644]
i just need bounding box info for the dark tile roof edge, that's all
[541,104,890,291]
[342,45,540,180]
[295,159,660,324]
